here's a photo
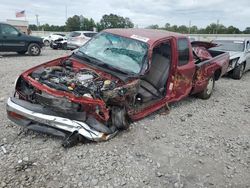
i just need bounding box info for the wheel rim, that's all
[31,46,39,55]
[206,77,214,95]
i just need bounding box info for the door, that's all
[245,40,250,71]
[1,24,25,52]
[173,38,195,100]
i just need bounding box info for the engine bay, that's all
[30,59,118,100]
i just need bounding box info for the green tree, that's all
[243,27,250,34]
[66,15,81,31]
[96,22,103,31]
[178,25,188,33]
[124,17,134,28]
[98,14,134,30]
[226,26,241,34]
[29,24,38,31]
[148,22,244,34]
[170,25,178,32]
[190,25,198,34]
[164,23,171,30]
[39,23,50,31]
[146,24,159,29]
[80,17,96,31]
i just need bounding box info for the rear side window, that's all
[1,24,19,36]
[69,32,81,37]
[178,38,190,66]
[55,33,65,37]
[84,33,96,38]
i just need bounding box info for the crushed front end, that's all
[6,57,140,147]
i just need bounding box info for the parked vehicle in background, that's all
[6,29,229,147]
[188,36,196,42]
[50,38,68,50]
[67,31,97,50]
[42,33,66,46]
[211,39,250,79]
[0,22,43,56]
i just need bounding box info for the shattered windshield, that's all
[211,40,245,52]
[78,32,148,74]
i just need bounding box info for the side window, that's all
[1,24,19,36]
[69,32,81,37]
[84,33,96,38]
[178,38,190,66]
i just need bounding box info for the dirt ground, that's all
[0,49,249,188]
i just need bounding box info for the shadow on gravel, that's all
[0,53,30,57]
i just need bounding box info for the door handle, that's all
[3,36,7,39]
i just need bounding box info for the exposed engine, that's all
[30,60,117,100]
[13,58,141,147]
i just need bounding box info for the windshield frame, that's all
[77,32,150,76]
[212,40,245,52]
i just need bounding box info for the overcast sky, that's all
[0,0,249,30]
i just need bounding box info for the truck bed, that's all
[191,49,229,94]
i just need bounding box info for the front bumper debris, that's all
[6,97,117,144]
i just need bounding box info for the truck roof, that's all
[105,28,185,45]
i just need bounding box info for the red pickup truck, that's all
[6,29,229,147]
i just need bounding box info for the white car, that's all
[211,39,250,79]
[42,33,66,46]
[67,31,97,50]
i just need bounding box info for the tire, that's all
[28,43,41,56]
[17,51,27,55]
[111,107,129,130]
[43,40,50,46]
[62,43,67,50]
[232,63,244,80]
[197,76,215,100]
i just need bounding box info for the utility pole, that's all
[35,14,39,27]
[216,19,219,35]
[65,5,68,21]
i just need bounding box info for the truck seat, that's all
[138,52,170,103]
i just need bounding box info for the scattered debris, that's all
[0,97,5,103]
[180,116,186,122]
[15,160,34,172]
[1,145,7,154]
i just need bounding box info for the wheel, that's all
[62,43,67,50]
[17,51,27,55]
[197,76,215,100]
[28,43,41,56]
[111,107,129,130]
[43,40,50,46]
[232,64,244,79]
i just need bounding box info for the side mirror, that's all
[18,32,22,37]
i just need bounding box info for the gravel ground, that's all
[0,48,249,188]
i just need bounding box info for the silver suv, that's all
[67,31,97,50]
